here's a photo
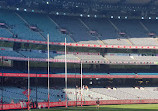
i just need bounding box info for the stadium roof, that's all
[2,0,158,5]
[1,0,158,17]
[84,0,158,5]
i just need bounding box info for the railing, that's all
[0,73,158,78]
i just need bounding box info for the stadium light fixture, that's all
[141,17,144,19]
[63,13,66,15]
[149,17,151,19]
[94,15,97,18]
[16,8,19,11]
[80,14,83,17]
[156,17,158,19]
[24,9,27,11]
[32,10,34,12]
[87,15,90,17]
[56,12,59,15]
[111,16,114,19]
[118,16,121,19]
[47,2,49,4]
[89,81,92,84]
[125,16,128,19]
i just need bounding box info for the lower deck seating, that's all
[90,87,158,100]
[1,87,158,104]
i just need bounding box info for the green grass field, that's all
[22,104,158,111]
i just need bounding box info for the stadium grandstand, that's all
[1,0,158,110]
